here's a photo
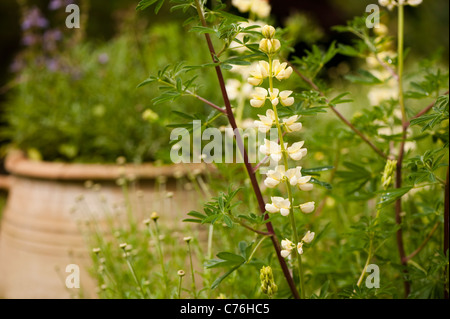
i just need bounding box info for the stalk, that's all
[194,0,300,299]
[269,56,305,298]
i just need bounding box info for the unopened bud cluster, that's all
[260,265,278,297]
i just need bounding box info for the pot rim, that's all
[4,150,209,181]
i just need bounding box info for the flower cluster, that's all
[260,266,278,297]
[281,231,315,258]
[378,0,423,10]
[249,25,316,259]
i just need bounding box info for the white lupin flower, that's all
[282,115,302,132]
[251,0,271,18]
[269,88,280,106]
[281,239,296,258]
[279,90,295,107]
[265,196,291,216]
[297,175,313,191]
[287,141,307,161]
[232,0,252,12]
[259,139,284,162]
[285,166,303,186]
[272,60,293,81]
[300,201,315,214]
[226,79,242,101]
[407,0,422,6]
[297,242,304,255]
[302,231,315,244]
[250,87,268,108]
[264,165,285,188]
[248,61,271,86]
[254,109,276,133]
[285,166,313,191]
[379,0,397,10]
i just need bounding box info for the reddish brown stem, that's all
[195,1,300,299]
[405,222,440,262]
[406,91,449,128]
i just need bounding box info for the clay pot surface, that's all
[0,151,205,298]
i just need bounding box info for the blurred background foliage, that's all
[0,0,448,163]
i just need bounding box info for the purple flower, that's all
[98,53,109,64]
[46,58,60,72]
[21,7,49,30]
[22,34,39,46]
[43,29,63,51]
[49,0,76,10]
[9,58,24,73]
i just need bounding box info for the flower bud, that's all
[151,212,159,221]
[381,159,397,190]
[261,25,276,39]
[259,39,281,55]
[260,266,278,297]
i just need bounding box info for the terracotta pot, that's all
[0,151,206,299]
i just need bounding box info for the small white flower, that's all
[264,165,285,188]
[378,0,396,10]
[407,0,422,6]
[248,61,270,86]
[265,196,291,216]
[297,242,304,255]
[299,201,315,214]
[259,139,283,162]
[250,87,268,108]
[272,60,293,81]
[268,88,280,106]
[282,115,302,132]
[302,231,315,244]
[285,166,313,191]
[279,90,295,107]
[254,109,276,133]
[232,0,252,13]
[285,166,303,186]
[261,25,276,39]
[281,238,296,258]
[287,141,307,161]
[250,0,271,18]
[225,79,242,101]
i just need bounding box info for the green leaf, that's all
[223,215,233,228]
[377,187,412,209]
[216,252,245,263]
[345,69,383,84]
[310,177,332,190]
[329,92,353,106]
[137,77,157,88]
[211,264,243,289]
[302,166,334,174]
[136,0,164,13]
